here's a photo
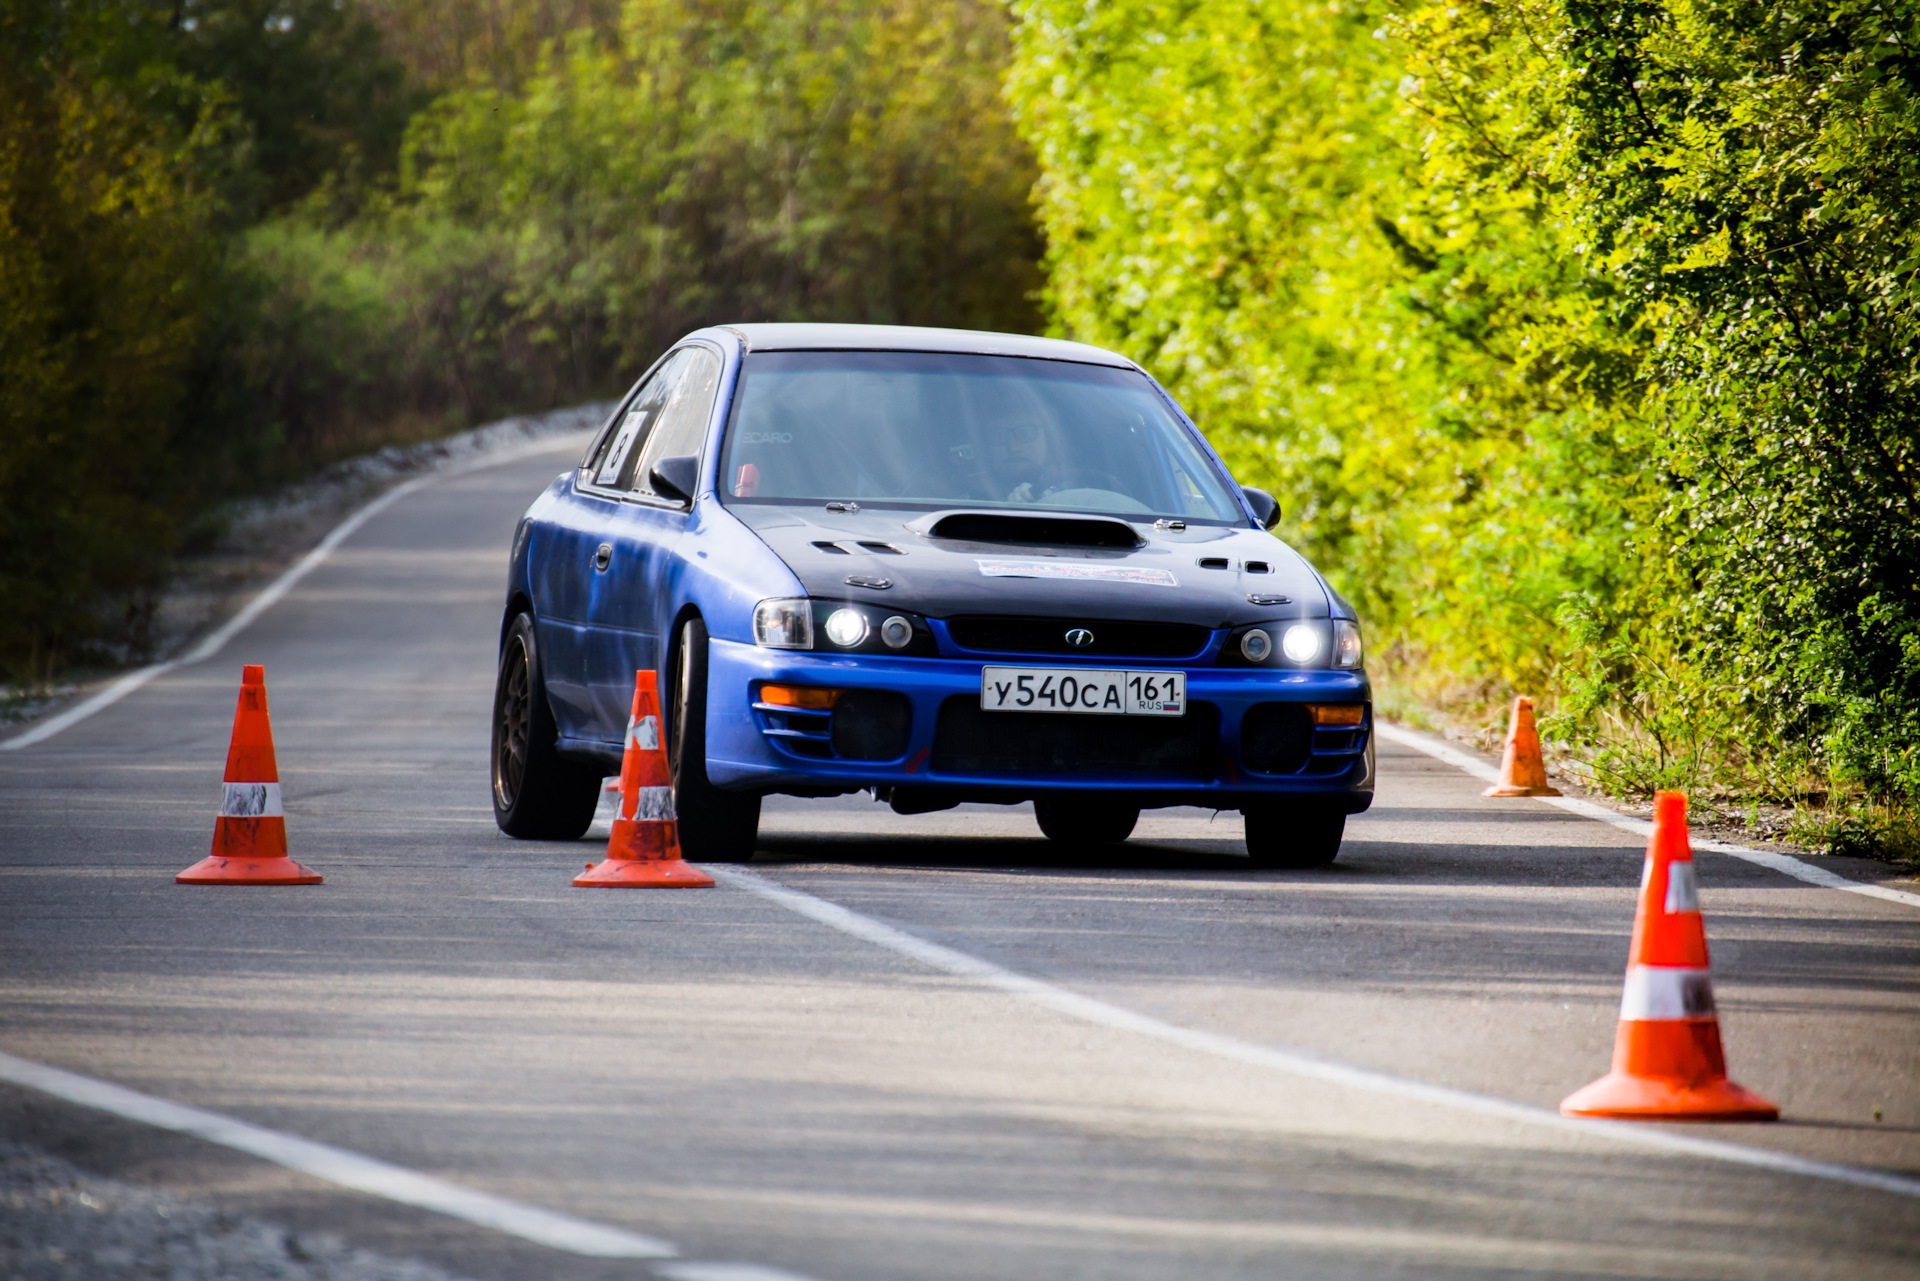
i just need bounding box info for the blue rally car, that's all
[491,324,1372,866]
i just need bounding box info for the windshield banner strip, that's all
[977,560,1178,587]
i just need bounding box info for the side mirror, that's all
[1241,485,1280,530]
[649,455,700,504]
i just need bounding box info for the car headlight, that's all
[824,607,869,648]
[1281,622,1323,664]
[1332,619,1363,669]
[753,598,813,649]
[1239,628,1272,662]
[879,615,915,649]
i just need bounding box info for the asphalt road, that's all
[2,439,1917,1280]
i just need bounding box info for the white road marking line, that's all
[713,867,1920,1201]
[1,437,584,753]
[657,1264,827,1281]
[1374,722,1920,910]
[0,1049,676,1259]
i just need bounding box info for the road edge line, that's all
[0,1049,677,1258]
[0,436,583,753]
[712,867,1920,1201]
[1374,722,1920,910]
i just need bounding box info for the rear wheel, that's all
[492,613,600,839]
[1034,794,1140,848]
[668,616,761,861]
[1243,802,1344,868]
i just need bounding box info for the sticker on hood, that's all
[977,560,1178,587]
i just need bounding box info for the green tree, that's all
[0,2,228,674]
[171,0,416,213]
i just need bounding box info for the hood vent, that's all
[917,511,1141,549]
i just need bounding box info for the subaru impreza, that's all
[491,324,1372,865]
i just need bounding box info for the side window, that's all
[586,351,688,490]
[631,346,724,500]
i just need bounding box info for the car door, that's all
[532,353,686,744]
[581,343,726,738]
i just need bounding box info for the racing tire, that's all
[1034,794,1140,847]
[669,616,761,862]
[492,613,601,839]
[1243,802,1344,868]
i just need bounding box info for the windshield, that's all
[718,350,1243,522]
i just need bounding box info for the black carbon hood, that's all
[730,503,1333,625]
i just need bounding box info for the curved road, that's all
[2,438,1917,1280]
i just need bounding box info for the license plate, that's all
[980,666,1187,716]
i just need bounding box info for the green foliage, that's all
[396,0,1041,368]
[1007,0,1920,813]
[1560,1,1920,803]
[0,2,229,673]
[1005,0,1642,704]
[1,0,1042,681]
[171,0,416,214]
[216,0,1044,476]
[358,0,626,90]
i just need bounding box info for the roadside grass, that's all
[1372,666,1920,875]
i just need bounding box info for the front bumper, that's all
[704,638,1373,811]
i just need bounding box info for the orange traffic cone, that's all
[1561,791,1776,1120]
[574,670,714,888]
[177,665,322,886]
[1483,695,1561,797]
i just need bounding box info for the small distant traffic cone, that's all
[574,670,713,888]
[1483,695,1561,797]
[1561,791,1776,1121]
[177,665,321,886]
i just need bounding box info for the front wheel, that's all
[492,613,600,839]
[1243,802,1344,868]
[668,617,761,861]
[1034,794,1140,848]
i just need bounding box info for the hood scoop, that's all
[912,510,1142,549]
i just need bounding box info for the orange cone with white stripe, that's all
[574,670,713,888]
[1483,695,1560,797]
[177,665,321,886]
[1561,791,1776,1120]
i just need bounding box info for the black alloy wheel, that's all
[1034,794,1141,848]
[1243,802,1344,868]
[492,613,600,839]
[667,616,761,861]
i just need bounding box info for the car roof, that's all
[712,323,1136,369]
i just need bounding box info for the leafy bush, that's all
[1007,0,1920,812]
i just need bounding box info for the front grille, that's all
[946,616,1210,659]
[932,697,1219,779]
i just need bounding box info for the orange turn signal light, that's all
[1307,703,1366,727]
[760,683,842,710]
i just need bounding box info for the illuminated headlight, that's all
[1281,622,1323,664]
[1239,628,1272,662]
[753,598,813,649]
[1332,620,1363,669]
[824,607,869,648]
